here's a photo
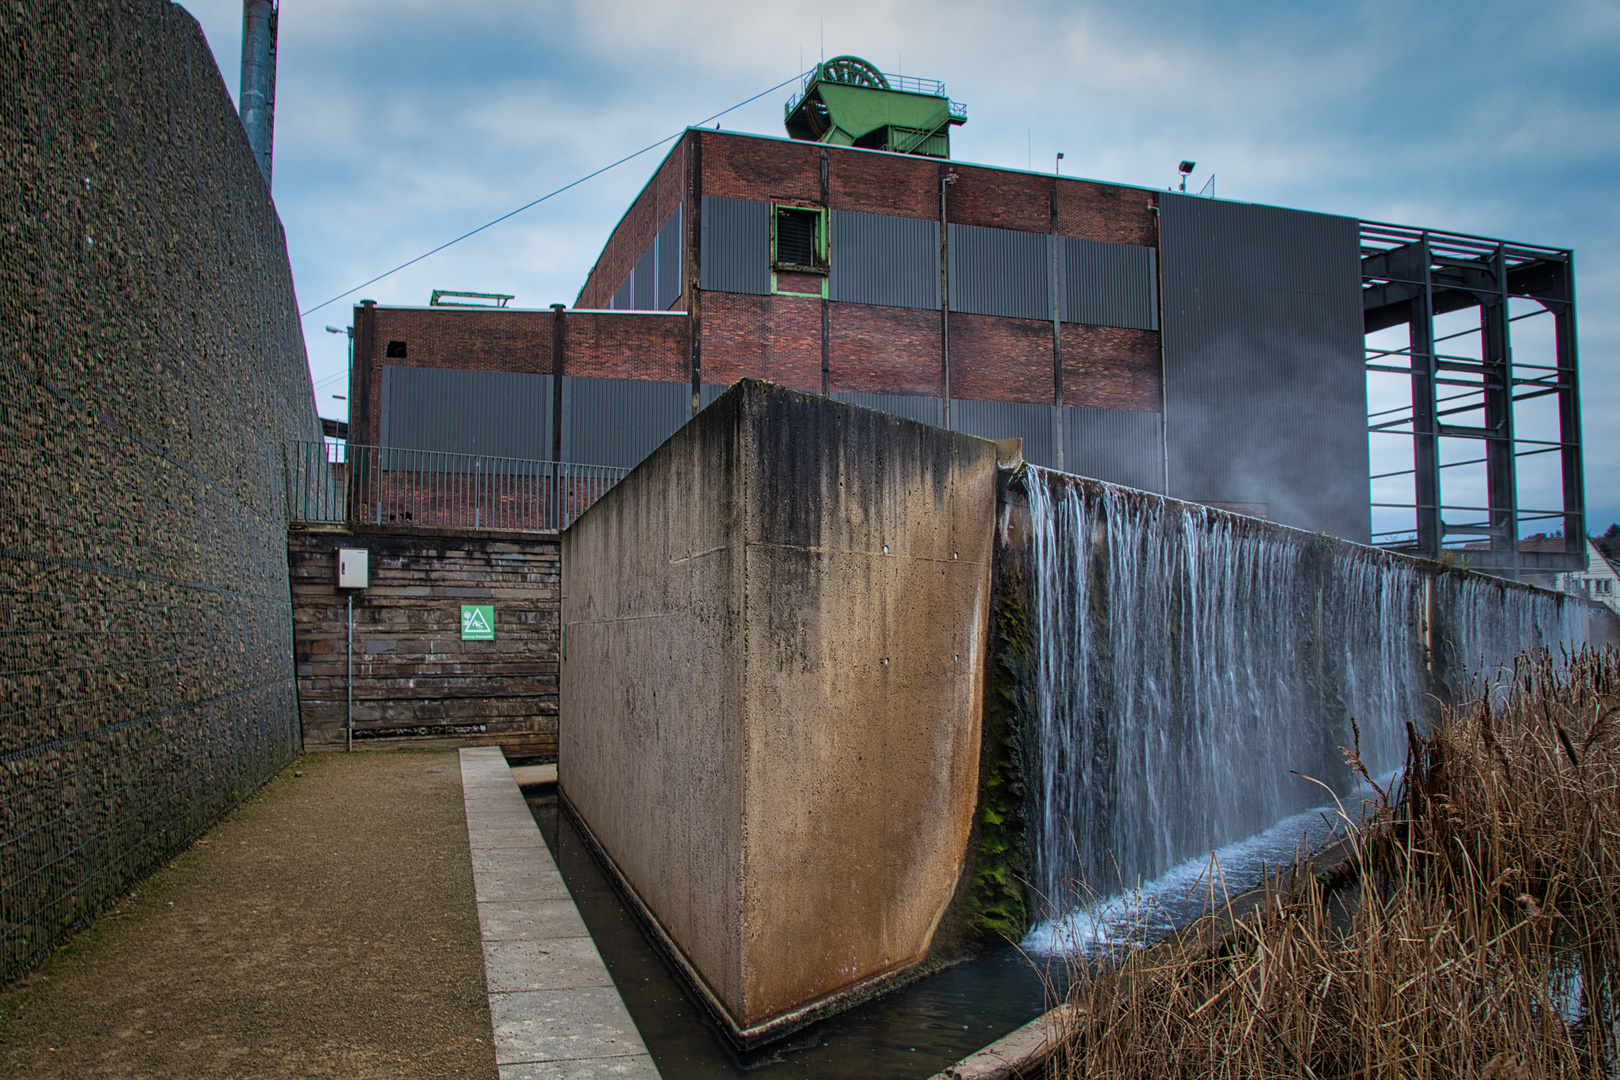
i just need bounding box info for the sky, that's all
[181,0,1619,537]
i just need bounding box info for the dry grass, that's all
[1050,646,1620,1080]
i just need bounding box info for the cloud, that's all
[179,0,1619,534]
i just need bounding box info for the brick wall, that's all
[1,0,317,979]
[354,131,1165,441]
[829,305,943,396]
[1063,325,1162,411]
[575,144,687,310]
[288,529,561,756]
[354,308,691,445]
[700,293,823,393]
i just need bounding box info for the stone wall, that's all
[288,529,560,755]
[0,0,318,979]
[560,380,998,1042]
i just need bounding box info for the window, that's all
[385,340,408,358]
[771,204,827,275]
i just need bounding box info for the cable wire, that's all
[299,71,809,318]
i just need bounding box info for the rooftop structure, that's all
[783,55,966,158]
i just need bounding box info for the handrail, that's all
[285,441,629,533]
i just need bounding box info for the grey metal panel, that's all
[700,382,729,409]
[656,207,683,309]
[1158,193,1367,541]
[829,391,943,427]
[633,246,656,310]
[382,366,552,463]
[700,195,770,295]
[1064,406,1164,492]
[1064,237,1159,330]
[828,210,939,309]
[951,398,1058,468]
[611,273,634,311]
[948,224,1049,320]
[565,376,690,470]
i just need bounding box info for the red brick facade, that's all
[352,306,691,446]
[357,129,1165,437]
[576,144,687,310]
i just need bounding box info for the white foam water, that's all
[1018,467,1582,953]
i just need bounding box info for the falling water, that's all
[1020,467,1581,941]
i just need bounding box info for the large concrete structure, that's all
[560,380,998,1041]
[2,0,318,979]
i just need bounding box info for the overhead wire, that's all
[299,70,811,319]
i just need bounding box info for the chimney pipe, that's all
[239,0,278,187]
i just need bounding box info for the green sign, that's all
[461,605,495,640]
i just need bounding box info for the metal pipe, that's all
[239,0,278,187]
[939,169,956,430]
[346,591,353,752]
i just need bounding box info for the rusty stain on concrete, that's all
[560,380,998,1041]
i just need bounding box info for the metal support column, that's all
[1554,265,1585,549]
[1480,245,1518,572]
[1409,238,1442,557]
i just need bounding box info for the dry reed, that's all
[1050,645,1620,1080]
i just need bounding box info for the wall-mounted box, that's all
[337,548,369,589]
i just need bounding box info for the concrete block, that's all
[560,380,998,1041]
[482,937,615,992]
[498,1057,659,1079]
[489,987,649,1064]
[478,900,590,942]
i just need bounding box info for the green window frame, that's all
[770,203,828,297]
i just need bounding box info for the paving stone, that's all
[483,937,615,992]
[469,827,555,853]
[479,900,591,941]
[499,1055,660,1079]
[490,987,649,1065]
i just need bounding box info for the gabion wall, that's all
[0,0,318,980]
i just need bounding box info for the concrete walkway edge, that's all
[460,747,660,1079]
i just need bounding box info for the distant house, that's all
[1556,537,1620,618]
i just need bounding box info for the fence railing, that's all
[286,442,630,533]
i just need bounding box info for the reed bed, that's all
[1050,646,1620,1080]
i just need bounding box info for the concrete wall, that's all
[560,380,998,1039]
[288,529,560,755]
[0,0,318,979]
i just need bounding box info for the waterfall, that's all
[1021,466,1581,926]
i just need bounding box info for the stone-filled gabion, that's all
[1,0,318,980]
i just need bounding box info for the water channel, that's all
[525,790,1066,1079]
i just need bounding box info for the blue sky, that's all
[182,0,1619,536]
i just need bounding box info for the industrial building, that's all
[345,56,1584,568]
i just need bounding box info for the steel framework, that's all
[1361,222,1584,576]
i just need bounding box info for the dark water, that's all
[525,791,1062,1079]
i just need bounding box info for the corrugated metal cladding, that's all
[700,195,770,294]
[611,274,634,311]
[609,207,686,311]
[1158,193,1367,542]
[1066,407,1163,492]
[381,370,1167,494]
[657,208,683,309]
[633,247,656,310]
[382,366,553,464]
[1064,238,1158,330]
[830,390,944,427]
[566,376,690,470]
[948,223,1049,320]
[828,211,939,309]
[952,399,1059,468]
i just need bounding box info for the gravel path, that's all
[0,749,499,1079]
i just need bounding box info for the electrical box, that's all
[337,548,369,589]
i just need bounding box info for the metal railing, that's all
[286,442,630,533]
